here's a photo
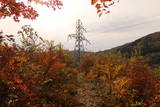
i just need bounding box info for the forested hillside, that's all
[0,26,160,106]
[102,32,160,66]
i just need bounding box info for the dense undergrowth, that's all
[0,25,160,107]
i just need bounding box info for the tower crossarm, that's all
[68,19,90,63]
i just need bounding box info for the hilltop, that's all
[102,32,160,66]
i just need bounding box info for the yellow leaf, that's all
[64,90,68,93]
[99,75,106,81]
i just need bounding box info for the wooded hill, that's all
[101,32,160,66]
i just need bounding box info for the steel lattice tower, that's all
[68,19,90,62]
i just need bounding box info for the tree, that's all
[0,0,63,22]
[0,25,82,106]
[114,56,158,106]
[0,0,117,22]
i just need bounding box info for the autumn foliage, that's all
[0,0,117,21]
[0,26,160,106]
[91,0,119,17]
[0,0,63,21]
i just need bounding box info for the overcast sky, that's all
[0,0,160,52]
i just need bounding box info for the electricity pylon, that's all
[68,19,90,62]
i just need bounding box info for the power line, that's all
[105,15,160,33]
[89,15,160,34]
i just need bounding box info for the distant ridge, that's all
[101,32,160,65]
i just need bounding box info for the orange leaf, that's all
[87,72,96,80]
[13,77,23,84]
[101,0,106,2]
[91,0,98,5]
[95,3,101,9]
[71,68,79,74]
